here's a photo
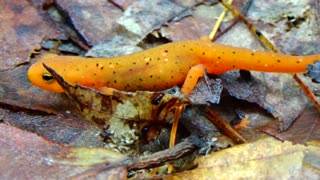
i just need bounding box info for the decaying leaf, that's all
[117,0,186,43]
[0,124,128,179]
[86,42,143,58]
[259,106,320,144]
[0,1,66,71]
[44,63,190,154]
[54,0,123,46]
[220,70,309,131]
[1,108,103,147]
[188,75,223,105]
[2,0,320,178]
[165,137,320,179]
[0,65,78,114]
[161,0,252,41]
[44,64,190,125]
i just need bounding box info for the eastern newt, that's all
[27,40,318,95]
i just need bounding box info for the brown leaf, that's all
[0,1,65,71]
[117,0,186,44]
[188,75,223,105]
[55,0,123,46]
[44,63,190,154]
[109,0,135,10]
[161,4,217,41]
[247,0,320,55]
[1,107,102,147]
[2,0,320,178]
[165,137,320,179]
[259,106,320,144]
[44,64,190,125]
[161,0,251,41]
[0,65,77,114]
[0,124,128,179]
[220,71,309,131]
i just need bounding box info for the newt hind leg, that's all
[167,64,206,172]
[181,64,206,95]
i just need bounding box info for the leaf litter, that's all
[0,0,320,178]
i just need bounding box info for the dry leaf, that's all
[220,70,309,130]
[117,0,186,43]
[259,106,320,144]
[0,1,65,71]
[0,124,128,179]
[55,0,122,46]
[0,65,77,114]
[44,64,190,154]
[1,108,102,147]
[166,137,320,179]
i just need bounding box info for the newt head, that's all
[27,54,64,93]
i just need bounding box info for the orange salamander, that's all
[28,40,319,95]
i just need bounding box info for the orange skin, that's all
[28,40,318,95]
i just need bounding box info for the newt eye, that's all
[42,73,54,83]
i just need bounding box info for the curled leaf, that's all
[43,63,190,154]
